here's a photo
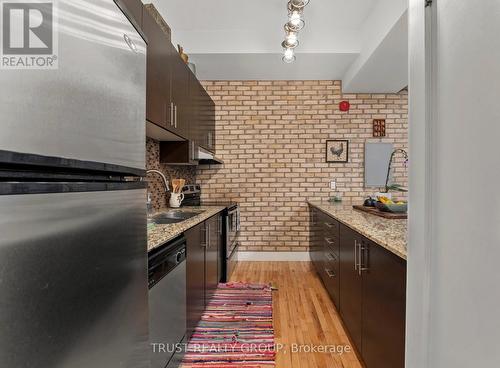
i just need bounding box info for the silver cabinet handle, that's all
[325,269,336,278]
[359,242,369,275]
[207,224,210,249]
[324,222,334,228]
[326,253,337,262]
[354,239,358,270]
[325,237,335,245]
[174,104,178,128]
[358,241,362,275]
[200,224,207,248]
[170,102,174,126]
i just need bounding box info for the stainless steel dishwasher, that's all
[149,236,187,368]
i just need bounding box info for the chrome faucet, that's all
[145,169,170,192]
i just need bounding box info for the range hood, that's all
[197,147,224,165]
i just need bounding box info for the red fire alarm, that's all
[339,101,350,112]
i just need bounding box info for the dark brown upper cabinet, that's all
[142,7,172,130]
[189,76,216,153]
[143,5,190,139]
[200,86,216,153]
[117,0,143,29]
[143,3,217,161]
[170,44,191,139]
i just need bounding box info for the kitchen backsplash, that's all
[197,80,408,252]
[146,137,196,210]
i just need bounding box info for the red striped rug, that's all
[181,282,275,367]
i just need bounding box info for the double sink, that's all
[148,209,204,225]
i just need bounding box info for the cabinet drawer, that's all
[322,255,340,307]
[319,213,340,238]
[323,234,339,256]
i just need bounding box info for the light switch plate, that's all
[330,180,336,190]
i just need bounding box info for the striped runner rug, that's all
[181,282,275,367]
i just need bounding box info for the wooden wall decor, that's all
[373,119,386,137]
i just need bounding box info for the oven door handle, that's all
[225,216,230,243]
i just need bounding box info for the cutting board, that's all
[353,205,408,219]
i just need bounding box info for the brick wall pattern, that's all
[195,80,408,252]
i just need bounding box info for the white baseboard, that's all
[236,251,310,261]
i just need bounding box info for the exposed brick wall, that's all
[197,81,408,252]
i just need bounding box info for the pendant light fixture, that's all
[282,0,310,63]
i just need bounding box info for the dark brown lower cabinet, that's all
[185,214,222,340]
[322,246,340,308]
[309,207,324,274]
[362,240,406,368]
[205,215,221,302]
[310,207,406,368]
[310,207,341,307]
[185,222,205,339]
[339,224,363,350]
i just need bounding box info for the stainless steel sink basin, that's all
[149,210,203,225]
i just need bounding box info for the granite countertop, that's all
[308,200,407,260]
[147,206,226,252]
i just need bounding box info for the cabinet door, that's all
[188,74,201,155]
[170,47,191,138]
[322,246,340,308]
[142,9,172,129]
[339,224,363,351]
[120,0,143,28]
[309,208,324,274]
[362,240,406,368]
[185,222,205,339]
[205,94,216,152]
[205,215,220,303]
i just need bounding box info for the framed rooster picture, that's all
[326,139,349,163]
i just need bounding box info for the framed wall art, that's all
[326,140,349,163]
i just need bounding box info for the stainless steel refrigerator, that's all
[0,1,149,367]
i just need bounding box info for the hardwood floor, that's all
[231,261,363,368]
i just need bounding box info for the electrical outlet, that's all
[330,180,336,190]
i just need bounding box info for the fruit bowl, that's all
[375,201,408,213]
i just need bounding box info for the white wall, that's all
[407,1,500,367]
[343,0,408,92]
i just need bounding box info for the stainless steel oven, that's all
[224,204,240,282]
[226,205,240,257]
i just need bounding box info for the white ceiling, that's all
[149,0,408,92]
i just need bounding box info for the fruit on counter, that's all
[377,196,394,205]
[364,198,373,207]
[377,196,407,204]
[364,197,377,207]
